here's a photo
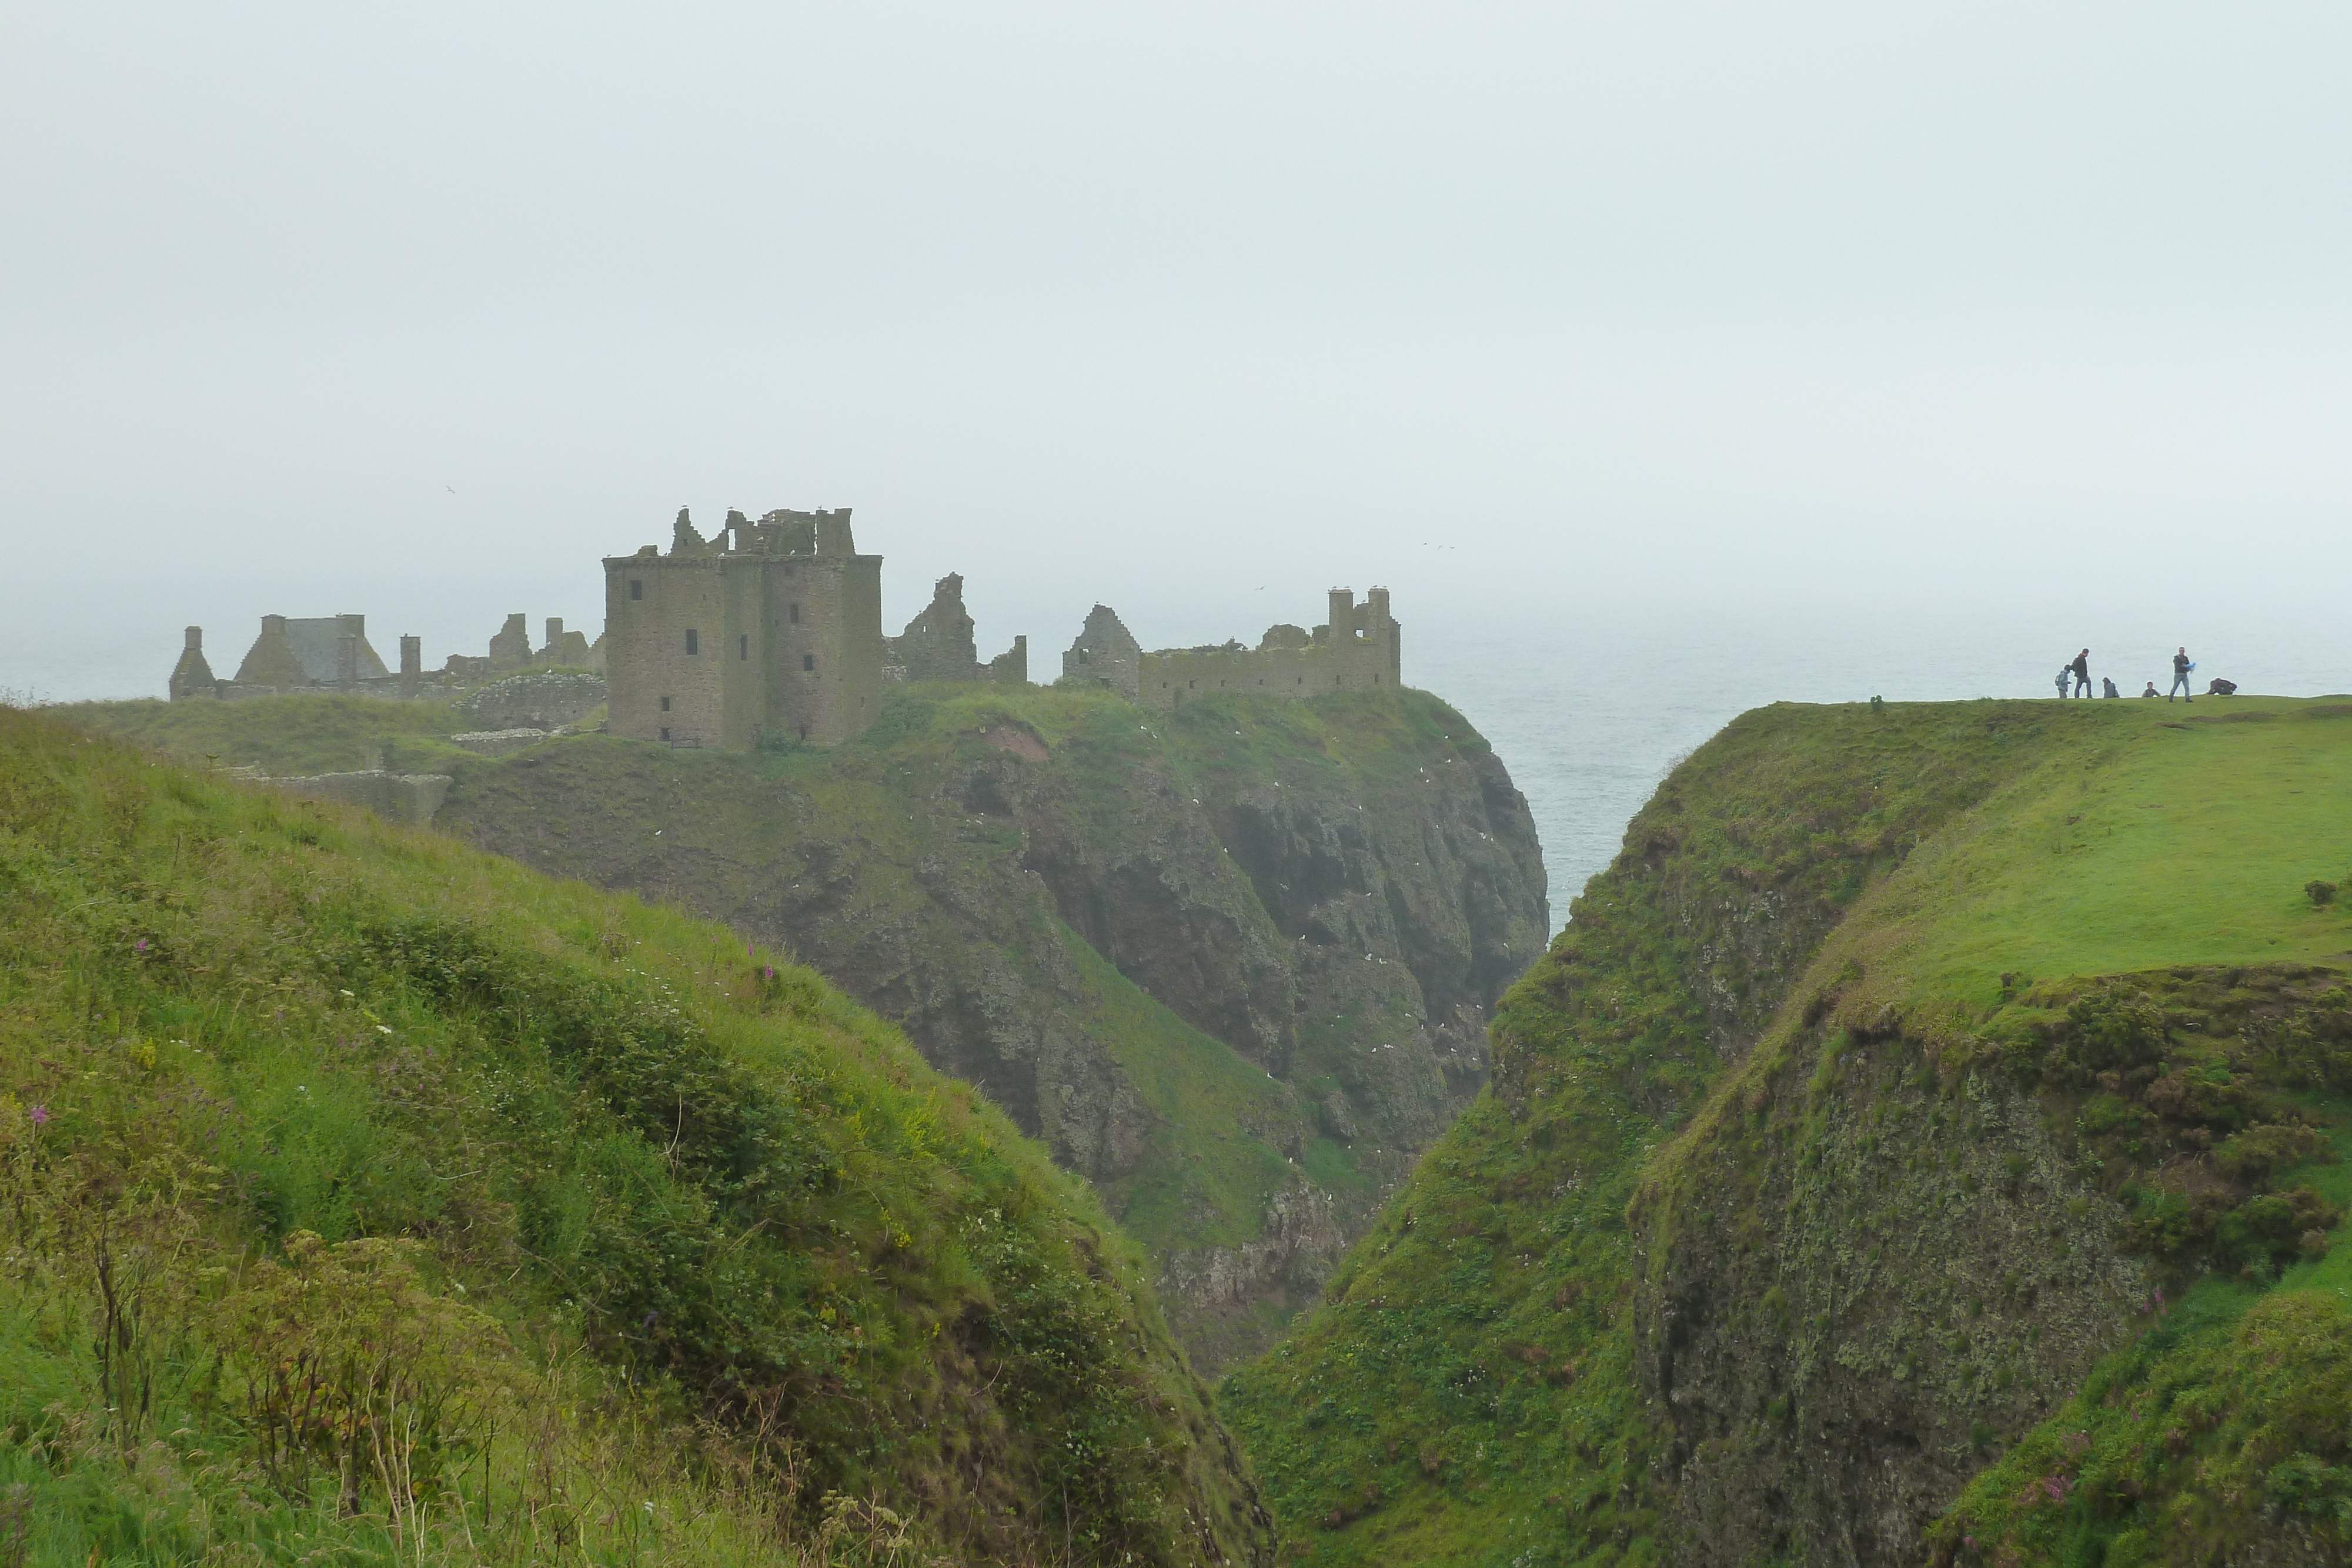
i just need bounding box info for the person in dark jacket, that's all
[2169,647,2193,702]
[2102,677,2120,698]
[2071,648,2092,697]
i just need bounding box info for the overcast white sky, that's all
[5,2,2350,701]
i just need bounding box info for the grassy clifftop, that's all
[65,681,1548,1374]
[0,704,1272,1566]
[435,683,1546,1372]
[1223,696,2352,1565]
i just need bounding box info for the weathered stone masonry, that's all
[603,507,885,750]
[1063,588,1401,711]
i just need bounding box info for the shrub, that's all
[2307,880,2338,906]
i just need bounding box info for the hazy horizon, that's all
[7,3,2350,715]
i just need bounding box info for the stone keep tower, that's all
[603,506,884,750]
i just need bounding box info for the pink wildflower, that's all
[135,938,148,952]
[28,1104,48,1125]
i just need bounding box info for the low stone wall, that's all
[454,671,606,732]
[448,728,553,756]
[266,771,452,826]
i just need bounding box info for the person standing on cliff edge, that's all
[2071,648,2092,697]
[2170,646,2194,702]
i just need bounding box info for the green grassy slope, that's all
[1223,696,2352,1565]
[50,693,474,776]
[69,681,1545,1374]
[0,705,1272,1566]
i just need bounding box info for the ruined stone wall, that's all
[1061,606,1141,699]
[489,614,533,670]
[1137,588,1401,711]
[454,670,607,732]
[891,573,980,680]
[265,770,452,825]
[886,573,1027,687]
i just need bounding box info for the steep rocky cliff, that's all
[1224,697,2352,1566]
[435,685,1547,1370]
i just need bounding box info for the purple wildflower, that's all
[28,1104,48,1126]
[135,938,148,952]
[764,965,775,979]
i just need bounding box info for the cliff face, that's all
[435,686,1548,1370]
[1225,698,2352,1567]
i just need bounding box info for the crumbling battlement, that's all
[886,574,1028,687]
[1062,588,1401,710]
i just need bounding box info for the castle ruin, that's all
[171,609,603,702]
[168,503,1400,751]
[602,507,886,749]
[886,573,1028,686]
[1061,589,1400,711]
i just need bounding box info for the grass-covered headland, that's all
[1223,695,2352,1566]
[0,705,1272,1566]
[62,681,1548,1378]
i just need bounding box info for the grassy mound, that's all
[0,705,1271,1566]
[1223,696,2352,1565]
